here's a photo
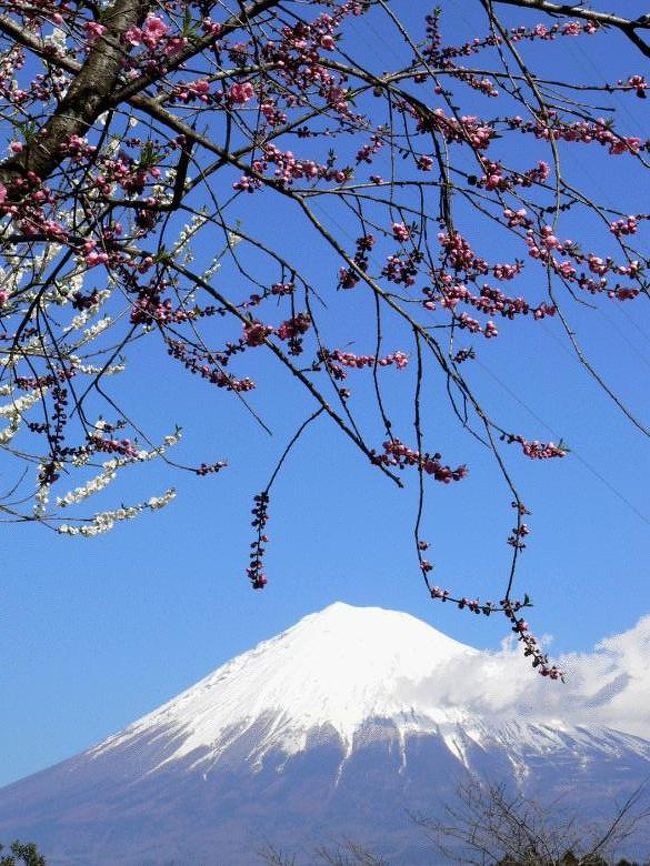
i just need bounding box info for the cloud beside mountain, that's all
[413,614,650,737]
[1,604,649,866]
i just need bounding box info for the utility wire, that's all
[474,356,650,525]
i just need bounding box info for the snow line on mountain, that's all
[87,603,650,770]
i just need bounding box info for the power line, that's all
[474,356,650,525]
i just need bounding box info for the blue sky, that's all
[1,1,649,788]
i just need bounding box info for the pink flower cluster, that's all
[524,225,643,300]
[259,142,348,187]
[124,15,169,50]
[438,231,488,275]
[609,215,639,237]
[167,340,255,393]
[478,159,550,192]
[454,311,498,338]
[503,600,563,679]
[195,461,228,477]
[90,434,139,459]
[423,109,494,150]
[243,321,273,347]
[508,521,530,550]
[319,348,408,379]
[59,134,96,161]
[229,82,255,104]
[382,251,422,287]
[131,293,194,326]
[248,492,270,590]
[83,21,106,46]
[507,436,568,459]
[378,439,468,483]
[356,133,384,165]
[425,564,563,678]
[276,313,311,342]
[172,79,211,104]
[276,313,312,354]
[392,222,412,243]
[502,208,530,228]
[429,275,555,325]
[510,20,598,41]
[82,240,109,269]
[511,114,649,156]
[620,75,648,98]
[339,234,374,289]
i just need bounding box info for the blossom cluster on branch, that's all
[0,0,647,674]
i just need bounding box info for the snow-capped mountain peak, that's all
[92,603,476,766]
[4,603,650,866]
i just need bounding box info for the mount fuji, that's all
[2,603,650,865]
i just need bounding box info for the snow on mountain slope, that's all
[2,603,650,866]
[91,602,478,768]
[85,602,650,776]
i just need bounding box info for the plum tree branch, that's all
[0,0,152,187]
[492,0,650,58]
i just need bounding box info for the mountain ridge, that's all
[2,602,650,866]
[89,602,477,771]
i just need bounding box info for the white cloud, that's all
[406,615,650,739]
[555,614,650,738]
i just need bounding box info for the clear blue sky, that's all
[1,1,648,788]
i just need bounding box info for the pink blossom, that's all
[540,226,559,249]
[229,82,255,104]
[82,240,108,268]
[164,36,186,56]
[392,222,411,243]
[625,75,648,97]
[143,15,169,44]
[562,22,581,36]
[555,260,576,278]
[125,15,169,50]
[609,215,638,236]
[243,321,272,346]
[84,21,106,45]
[202,18,222,38]
[85,251,109,268]
[587,255,609,275]
[124,26,143,47]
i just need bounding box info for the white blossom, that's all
[57,488,175,537]
[56,467,117,508]
[0,415,20,445]
[1,335,42,368]
[201,258,222,282]
[147,488,176,510]
[0,388,46,418]
[64,288,112,333]
[52,270,84,304]
[78,316,112,345]
[33,477,53,518]
[172,213,208,257]
[76,361,126,376]
[163,429,183,447]
[57,429,181,508]
[43,28,68,52]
